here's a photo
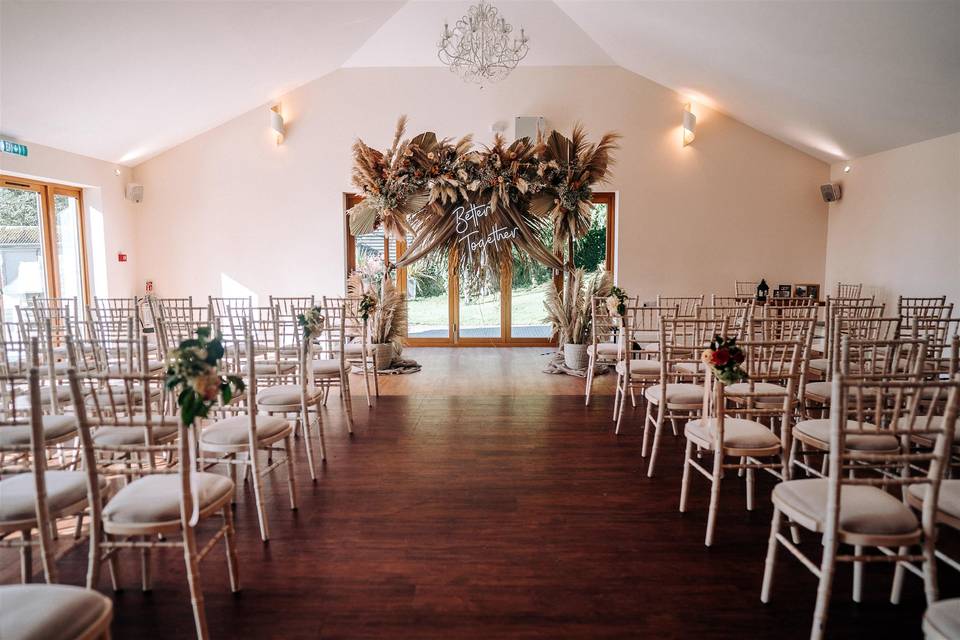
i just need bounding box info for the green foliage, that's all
[164,327,245,427]
[297,307,325,341]
[573,205,607,273]
[0,187,40,226]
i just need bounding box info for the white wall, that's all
[0,142,138,298]
[825,132,960,310]
[131,66,829,302]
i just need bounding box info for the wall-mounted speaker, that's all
[125,183,144,203]
[820,183,841,202]
[515,116,545,142]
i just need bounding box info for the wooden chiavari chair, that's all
[209,296,252,355]
[835,282,863,298]
[697,303,753,339]
[585,296,619,407]
[201,322,298,542]
[612,305,676,433]
[761,369,960,640]
[680,338,802,546]
[325,295,377,406]
[735,281,759,299]
[656,295,703,318]
[0,583,112,639]
[810,299,883,378]
[311,301,356,431]
[711,294,745,307]
[643,317,725,477]
[269,295,315,320]
[68,363,240,640]
[898,295,952,326]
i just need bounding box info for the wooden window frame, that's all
[0,175,91,304]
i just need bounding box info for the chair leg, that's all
[284,435,298,510]
[891,545,909,604]
[629,386,636,407]
[811,532,839,640]
[746,466,755,512]
[612,373,622,422]
[299,399,317,481]
[646,409,667,478]
[704,451,723,547]
[248,449,270,543]
[852,544,863,603]
[86,518,102,590]
[37,519,58,584]
[141,538,152,592]
[584,356,595,406]
[182,525,210,640]
[761,506,783,603]
[614,381,628,435]
[341,370,355,434]
[922,534,939,606]
[222,505,240,593]
[362,360,373,407]
[106,535,120,591]
[679,438,693,512]
[641,405,656,458]
[372,355,381,398]
[19,529,32,583]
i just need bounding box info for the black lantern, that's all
[756,279,769,302]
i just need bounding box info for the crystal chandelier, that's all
[438,1,529,86]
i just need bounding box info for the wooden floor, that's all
[6,348,957,639]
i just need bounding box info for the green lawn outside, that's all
[408,281,553,328]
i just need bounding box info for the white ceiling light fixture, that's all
[270,104,285,145]
[438,1,529,87]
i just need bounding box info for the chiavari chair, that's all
[898,295,952,325]
[68,364,240,640]
[656,295,703,318]
[835,282,863,298]
[680,338,802,546]
[269,295,315,320]
[735,281,759,299]
[325,295,377,406]
[711,295,743,307]
[585,296,619,407]
[311,301,356,430]
[761,369,960,640]
[199,327,297,542]
[209,296,252,354]
[0,366,91,583]
[811,296,879,365]
[643,317,725,477]
[697,303,753,339]
[148,296,195,328]
[612,304,671,433]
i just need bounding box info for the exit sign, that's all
[1,140,28,157]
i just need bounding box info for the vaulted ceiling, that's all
[2,0,957,166]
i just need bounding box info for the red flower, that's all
[711,348,730,367]
[731,350,745,365]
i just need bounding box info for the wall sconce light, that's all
[270,104,285,145]
[682,103,696,147]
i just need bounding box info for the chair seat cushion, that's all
[924,598,960,640]
[773,478,919,537]
[641,342,659,352]
[794,419,900,452]
[256,385,323,406]
[15,387,72,409]
[908,480,960,521]
[102,472,233,527]
[616,359,661,375]
[312,359,343,376]
[343,342,365,356]
[92,425,178,447]
[808,358,829,372]
[804,381,832,401]
[0,415,76,447]
[685,418,780,450]
[644,383,704,406]
[0,584,112,640]
[674,361,706,375]
[241,361,295,375]
[0,471,93,523]
[587,343,619,357]
[199,415,290,446]
[725,382,788,397]
[903,416,960,445]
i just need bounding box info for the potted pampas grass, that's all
[545,268,613,370]
[347,267,407,369]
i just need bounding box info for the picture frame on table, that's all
[773,285,793,299]
[794,283,820,300]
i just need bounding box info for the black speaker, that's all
[820,183,841,202]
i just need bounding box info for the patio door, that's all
[345,192,615,347]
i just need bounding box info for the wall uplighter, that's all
[682,103,696,147]
[270,104,285,145]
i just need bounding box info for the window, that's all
[0,176,89,321]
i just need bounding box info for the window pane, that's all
[0,187,47,322]
[459,269,501,338]
[406,253,449,338]
[573,203,608,279]
[510,246,553,339]
[354,229,387,274]
[54,193,84,300]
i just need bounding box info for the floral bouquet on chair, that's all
[297,307,326,341]
[605,286,628,317]
[701,335,748,385]
[165,327,245,427]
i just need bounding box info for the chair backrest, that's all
[590,296,619,353]
[905,317,960,377]
[270,295,315,319]
[745,316,814,344]
[898,296,951,323]
[227,311,284,383]
[617,305,677,373]
[0,367,61,582]
[657,295,703,318]
[835,282,863,298]
[324,296,367,344]
[313,302,348,366]
[155,317,217,362]
[92,297,137,318]
[735,281,758,298]
[825,371,960,547]
[711,295,742,307]
[697,304,753,338]
[657,317,729,386]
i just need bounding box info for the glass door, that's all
[455,265,502,342]
[0,177,89,322]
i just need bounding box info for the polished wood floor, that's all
[6,348,957,639]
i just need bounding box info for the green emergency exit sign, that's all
[1,140,28,157]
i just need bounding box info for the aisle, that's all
[12,348,952,639]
